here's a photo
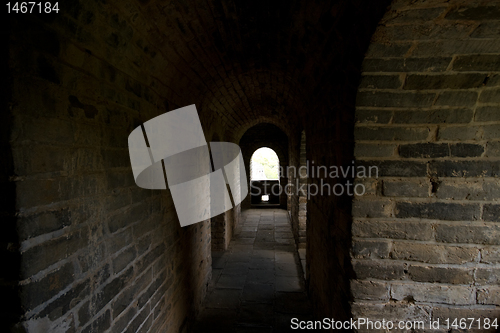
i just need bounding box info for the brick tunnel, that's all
[3,0,500,332]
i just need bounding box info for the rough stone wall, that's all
[353,0,500,327]
[7,3,217,332]
[289,131,307,250]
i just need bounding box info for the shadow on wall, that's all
[1,14,23,331]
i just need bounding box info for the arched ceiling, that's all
[103,0,392,139]
[239,123,289,167]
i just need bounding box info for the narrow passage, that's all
[193,209,313,332]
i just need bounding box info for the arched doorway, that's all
[250,147,280,205]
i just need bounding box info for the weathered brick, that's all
[408,265,474,284]
[383,180,429,198]
[430,160,500,177]
[486,141,500,157]
[353,178,379,196]
[352,220,433,241]
[404,74,487,90]
[133,216,158,239]
[20,262,75,311]
[138,272,165,309]
[446,6,500,20]
[357,91,436,108]
[479,89,500,103]
[486,74,500,87]
[350,280,389,301]
[362,58,405,72]
[452,55,500,72]
[355,110,393,124]
[107,202,149,234]
[17,208,72,241]
[381,23,476,42]
[12,144,68,176]
[477,286,500,306]
[436,180,500,201]
[112,306,137,333]
[438,125,481,141]
[16,178,62,208]
[136,243,165,273]
[351,302,431,322]
[434,91,478,108]
[475,267,500,285]
[38,278,89,321]
[354,143,396,157]
[391,283,475,305]
[106,170,136,190]
[395,202,480,221]
[483,204,500,222]
[150,312,166,333]
[137,234,152,256]
[79,243,107,273]
[352,260,405,280]
[108,228,133,256]
[399,143,449,158]
[352,239,391,259]
[355,126,430,141]
[406,57,452,72]
[357,160,427,177]
[94,266,134,314]
[412,40,500,57]
[78,301,91,328]
[450,143,484,157]
[359,75,402,89]
[137,314,153,333]
[475,106,500,122]
[481,247,500,264]
[125,304,150,333]
[432,306,500,326]
[113,245,137,275]
[81,309,111,333]
[392,109,473,124]
[365,42,412,58]
[436,223,500,245]
[482,124,500,140]
[112,268,152,318]
[21,227,89,277]
[352,199,393,218]
[471,21,500,38]
[387,7,445,24]
[391,242,479,264]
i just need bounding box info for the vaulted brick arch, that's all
[4,0,396,331]
[239,123,289,210]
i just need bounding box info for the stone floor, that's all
[192,208,313,332]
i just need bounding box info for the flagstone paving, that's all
[193,208,313,332]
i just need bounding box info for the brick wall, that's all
[6,1,223,331]
[1,14,20,330]
[298,131,307,249]
[289,130,306,251]
[353,0,500,327]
